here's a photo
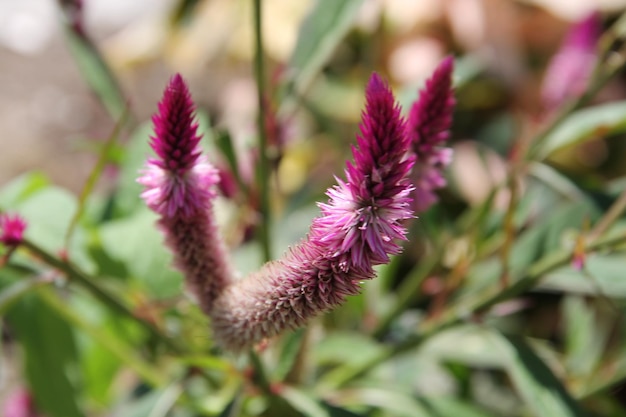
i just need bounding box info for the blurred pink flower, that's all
[406,56,456,212]
[210,73,414,350]
[3,388,41,417]
[138,74,233,315]
[542,12,601,111]
[0,213,27,246]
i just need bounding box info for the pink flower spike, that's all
[0,213,27,246]
[407,57,456,213]
[542,12,601,111]
[210,73,414,351]
[138,74,233,315]
[407,56,455,158]
[138,74,219,219]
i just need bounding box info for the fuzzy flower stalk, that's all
[209,74,414,351]
[407,56,456,212]
[541,12,601,111]
[138,74,233,315]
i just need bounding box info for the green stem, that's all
[38,287,165,387]
[21,239,184,354]
[322,230,626,388]
[372,254,439,338]
[253,0,272,262]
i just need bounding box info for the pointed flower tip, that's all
[139,75,219,218]
[366,72,387,94]
[0,213,27,246]
[568,12,601,48]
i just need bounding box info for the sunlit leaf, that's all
[98,208,181,298]
[7,294,84,417]
[489,333,588,417]
[282,0,365,114]
[537,101,626,159]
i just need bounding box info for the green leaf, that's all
[280,387,331,417]
[65,109,129,248]
[537,101,626,159]
[62,27,128,122]
[314,332,384,368]
[14,186,95,273]
[562,296,609,379]
[0,172,50,209]
[274,328,306,381]
[98,208,181,298]
[334,387,430,417]
[282,0,364,112]
[281,387,364,417]
[489,333,589,417]
[541,254,626,296]
[114,123,153,216]
[0,278,49,316]
[423,397,497,417]
[7,293,84,417]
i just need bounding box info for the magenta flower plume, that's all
[542,12,601,111]
[209,73,414,351]
[138,74,233,314]
[407,56,455,212]
[0,213,27,246]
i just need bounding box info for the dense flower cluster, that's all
[0,213,27,246]
[406,56,455,212]
[138,74,233,315]
[210,74,414,350]
[140,64,455,351]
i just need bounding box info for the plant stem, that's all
[21,239,184,354]
[38,287,166,387]
[322,230,626,388]
[253,0,272,263]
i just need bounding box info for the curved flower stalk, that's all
[138,74,233,315]
[209,74,414,351]
[407,56,456,212]
[541,12,601,111]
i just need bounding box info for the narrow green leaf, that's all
[541,254,626,296]
[63,28,129,122]
[98,209,181,298]
[65,108,129,248]
[537,101,626,159]
[38,288,165,387]
[0,278,49,316]
[280,387,331,417]
[7,294,84,417]
[171,0,202,26]
[562,296,609,379]
[0,172,50,209]
[281,0,364,114]
[335,387,430,417]
[489,333,589,417]
[274,328,306,380]
[423,397,497,417]
[215,129,244,189]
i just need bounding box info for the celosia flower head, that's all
[406,56,455,212]
[138,74,232,315]
[407,56,455,158]
[139,74,219,219]
[542,12,601,110]
[0,213,27,246]
[312,73,414,270]
[210,73,414,350]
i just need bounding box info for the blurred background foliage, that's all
[3,0,626,416]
